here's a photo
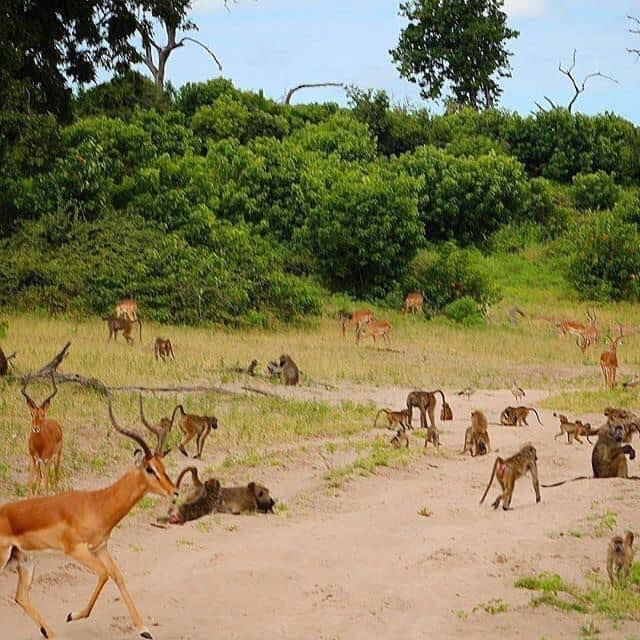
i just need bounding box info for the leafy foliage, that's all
[408,244,501,311]
[571,171,619,211]
[566,212,640,301]
[390,0,519,108]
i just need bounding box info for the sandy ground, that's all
[2,387,639,640]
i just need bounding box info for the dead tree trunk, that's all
[283,82,344,105]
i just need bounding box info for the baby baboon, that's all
[462,410,490,456]
[154,337,175,361]
[170,404,218,459]
[592,423,636,478]
[374,408,411,430]
[424,426,440,449]
[480,444,541,510]
[278,354,299,386]
[607,531,635,585]
[390,426,409,449]
[499,406,543,427]
[604,407,640,443]
[159,467,223,525]
[553,413,595,444]
[104,315,142,344]
[406,389,450,430]
[219,482,276,514]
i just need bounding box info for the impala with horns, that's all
[21,373,63,495]
[558,309,595,341]
[576,310,599,353]
[601,328,624,390]
[0,399,177,639]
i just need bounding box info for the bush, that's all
[409,243,501,311]
[442,296,484,325]
[613,190,640,226]
[398,146,530,244]
[302,161,422,298]
[571,171,619,211]
[0,214,323,325]
[566,212,640,301]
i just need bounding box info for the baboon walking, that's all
[154,337,175,361]
[480,444,541,510]
[170,404,218,459]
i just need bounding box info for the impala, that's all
[338,309,373,337]
[356,319,392,346]
[600,330,623,390]
[21,374,63,495]
[402,292,424,315]
[0,399,177,639]
[115,297,138,321]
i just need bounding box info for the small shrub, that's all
[613,190,640,226]
[572,171,619,211]
[443,296,484,325]
[409,243,501,311]
[566,212,640,301]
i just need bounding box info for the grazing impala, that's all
[21,374,63,495]
[402,292,424,315]
[356,320,392,346]
[339,309,373,337]
[0,400,177,639]
[115,297,138,321]
[600,330,623,390]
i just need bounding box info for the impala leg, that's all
[42,460,51,496]
[53,450,62,489]
[14,551,55,638]
[28,456,37,494]
[66,545,109,623]
[95,546,152,639]
[32,459,43,495]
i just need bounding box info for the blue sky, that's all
[143,0,640,122]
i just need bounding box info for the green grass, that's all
[516,566,640,621]
[473,598,509,614]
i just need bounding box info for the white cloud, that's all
[503,0,546,18]
[191,0,230,15]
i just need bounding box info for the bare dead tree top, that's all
[283,82,344,105]
[629,15,640,58]
[534,50,618,113]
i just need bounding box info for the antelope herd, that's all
[1,295,640,638]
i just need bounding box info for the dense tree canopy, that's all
[390,0,518,109]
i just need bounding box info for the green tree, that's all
[390,0,519,109]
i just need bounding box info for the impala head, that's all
[21,373,58,431]
[109,399,177,499]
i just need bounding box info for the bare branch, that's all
[178,36,223,70]
[283,82,344,105]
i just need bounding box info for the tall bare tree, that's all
[629,15,640,59]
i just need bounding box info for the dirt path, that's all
[2,389,639,639]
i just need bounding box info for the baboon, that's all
[607,531,635,585]
[480,444,541,510]
[104,315,142,344]
[154,337,175,361]
[424,426,440,449]
[553,413,596,444]
[390,426,409,449]
[219,482,276,514]
[139,395,175,455]
[592,423,636,478]
[170,404,218,459]
[374,408,411,430]
[542,423,638,487]
[159,467,223,524]
[406,389,450,430]
[500,406,543,427]
[231,359,259,376]
[604,407,640,443]
[115,297,138,321]
[278,354,299,386]
[462,410,490,456]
